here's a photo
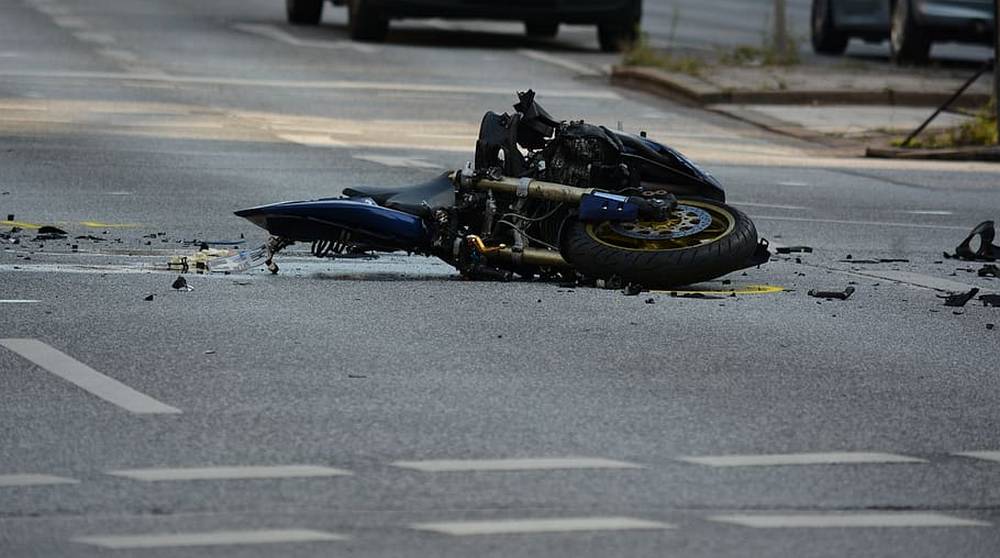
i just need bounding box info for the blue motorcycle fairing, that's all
[609,130,726,202]
[234,197,430,249]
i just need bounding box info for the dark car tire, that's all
[560,199,760,288]
[286,0,323,25]
[597,20,638,53]
[525,21,559,38]
[890,0,930,65]
[348,0,389,42]
[810,0,848,54]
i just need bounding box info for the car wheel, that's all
[597,20,638,53]
[286,0,323,25]
[890,0,930,64]
[810,0,848,54]
[525,21,559,38]
[348,0,389,42]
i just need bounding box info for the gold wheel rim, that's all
[585,200,736,252]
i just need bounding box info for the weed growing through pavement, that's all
[893,99,999,148]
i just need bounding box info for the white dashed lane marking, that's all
[106,465,352,481]
[0,300,40,303]
[709,513,990,528]
[678,452,926,467]
[392,457,643,472]
[411,517,672,536]
[73,529,347,549]
[955,451,1000,463]
[0,474,78,487]
[0,338,181,414]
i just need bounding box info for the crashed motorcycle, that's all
[235,91,768,288]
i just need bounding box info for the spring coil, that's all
[311,230,352,258]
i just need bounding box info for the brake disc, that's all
[609,204,712,240]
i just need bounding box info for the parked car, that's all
[811,0,995,64]
[285,0,642,52]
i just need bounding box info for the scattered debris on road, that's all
[776,246,812,254]
[945,220,999,261]
[644,297,656,304]
[34,226,67,241]
[171,276,192,291]
[143,294,154,301]
[622,283,643,296]
[808,286,855,300]
[939,288,979,307]
[979,264,999,278]
[670,292,725,299]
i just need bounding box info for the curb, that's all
[611,65,991,108]
[865,145,1000,161]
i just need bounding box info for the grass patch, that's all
[894,100,999,148]
[621,35,705,77]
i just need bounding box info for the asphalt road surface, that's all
[2,0,1000,557]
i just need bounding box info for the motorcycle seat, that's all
[343,173,455,217]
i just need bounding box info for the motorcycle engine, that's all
[541,122,629,189]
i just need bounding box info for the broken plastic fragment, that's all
[776,246,812,254]
[979,264,999,278]
[946,221,1000,261]
[171,276,192,291]
[205,244,269,273]
[938,288,979,307]
[807,286,855,300]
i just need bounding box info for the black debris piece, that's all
[6,214,13,220]
[199,242,210,251]
[171,276,189,290]
[979,264,999,278]
[670,292,725,299]
[348,374,367,378]
[644,297,656,304]
[75,235,106,242]
[987,323,995,330]
[34,225,68,241]
[807,286,856,300]
[204,350,215,355]
[840,259,879,264]
[776,246,812,254]
[622,283,643,296]
[845,254,852,260]
[945,221,1000,261]
[938,288,979,307]
[143,294,154,301]
[880,258,910,263]
[722,279,732,285]
[981,294,1000,307]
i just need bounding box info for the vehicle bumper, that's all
[368,0,640,24]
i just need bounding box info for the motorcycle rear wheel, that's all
[560,199,759,288]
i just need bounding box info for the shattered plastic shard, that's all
[807,286,855,300]
[948,221,1000,261]
[939,288,980,307]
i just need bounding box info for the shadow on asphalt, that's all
[311,22,597,53]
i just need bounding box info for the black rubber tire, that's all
[597,20,638,53]
[560,199,760,288]
[810,0,848,55]
[286,0,323,25]
[890,0,930,65]
[525,21,559,38]
[348,0,389,42]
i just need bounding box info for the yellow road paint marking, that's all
[0,220,41,230]
[652,284,785,296]
[79,221,139,229]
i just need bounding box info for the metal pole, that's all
[774,0,788,55]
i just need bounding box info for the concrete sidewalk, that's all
[613,60,992,148]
